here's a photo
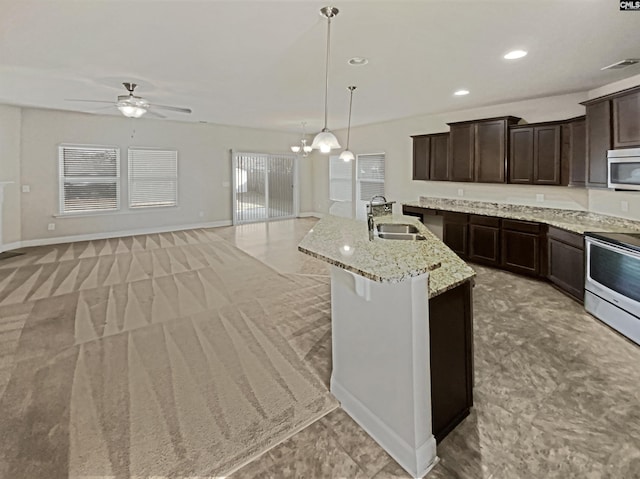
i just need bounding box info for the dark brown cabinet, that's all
[411,133,449,181]
[547,226,584,302]
[442,212,469,258]
[612,89,640,148]
[509,123,561,185]
[562,117,586,187]
[500,220,546,277]
[429,280,474,443]
[468,215,500,265]
[448,117,520,183]
[584,99,612,188]
[449,124,475,182]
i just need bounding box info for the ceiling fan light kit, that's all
[311,6,341,153]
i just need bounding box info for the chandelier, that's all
[291,122,313,157]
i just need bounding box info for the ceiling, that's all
[1,0,639,133]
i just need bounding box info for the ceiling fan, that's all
[66,82,192,119]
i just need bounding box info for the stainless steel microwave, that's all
[608,148,640,190]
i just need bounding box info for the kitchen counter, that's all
[404,197,640,234]
[298,214,476,478]
[298,214,476,297]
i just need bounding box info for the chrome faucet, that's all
[367,212,375,241]
[369,195,387,210]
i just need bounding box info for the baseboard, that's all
[0,241,21,254]
[331,378,438,479]
[298,212,325,219]
[9,220,233,250]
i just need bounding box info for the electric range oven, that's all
[584,231,640,345]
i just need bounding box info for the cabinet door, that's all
[475,120,507,183]
[548,237,584,302]
[449,124,474,182]
[469,224,500,265]
[430,134,449,181]
[501,229,540,276]
[443,213,469,258]
[533,125,561,185]
[412,136,430,180]
[509,127,534,184]
[613,90,640,148]
[586,100,612,187]
[567,119,586,187]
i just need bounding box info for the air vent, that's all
[601,59,639,71]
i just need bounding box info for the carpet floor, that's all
[0,228,337,478]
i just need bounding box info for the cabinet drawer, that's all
[443,212,469,223]
[502,219,542,233]
[548,226,583,249]
[470,215,500,227]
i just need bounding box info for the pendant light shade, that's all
[339,85,357,162]
[312,6,341,153]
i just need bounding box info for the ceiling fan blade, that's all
[65,99,115,104]
[149,104,192,114]
[145,110,166,119]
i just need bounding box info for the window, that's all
[356,153,385,218]
[59,144,120,214]
[128,148,178,208]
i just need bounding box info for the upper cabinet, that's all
[562,116,586,187]
[411,133,449,181]
[509,123,561,185]
[448,117,520,183]
[612,89,640,148]
[582,85,640,188]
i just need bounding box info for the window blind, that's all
[128,148,178,208]
[356,153,385,201]
[59,145,120,214]
[329,155,353,202]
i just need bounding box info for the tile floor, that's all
[2,217,640,478]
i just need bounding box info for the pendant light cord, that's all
[323,14,331,130]
[346,86,355,149]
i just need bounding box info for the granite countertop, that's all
[298,214,475,298]
[405,197,640,234]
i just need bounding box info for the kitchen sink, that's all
[376,223,420,234]
[378,232,426,241]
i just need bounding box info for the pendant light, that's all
[339,86,357,162]
[291,122,313,157]
[311,6,341,154]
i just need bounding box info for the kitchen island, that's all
[298,214,475,478]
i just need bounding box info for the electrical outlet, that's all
[22,185,30,193]
[47,223,55,231]
[536,194,544,202]
[199,211,204,218]
[457,188,464,197]
[621,200,629,212]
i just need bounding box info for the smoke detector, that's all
[601,59,639,71]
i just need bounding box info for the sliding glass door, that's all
[232,151,298,224]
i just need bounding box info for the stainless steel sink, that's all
[378,232,426,241]
[377,223,420,234]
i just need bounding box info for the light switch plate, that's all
[222,181,230,187]
[47,223,55,231]
[621,200,629,212]
[22,185,30,193]
[457,189,464,197]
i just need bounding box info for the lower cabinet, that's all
[547,226,585,301]
[429,280,473,443]
[443,212,469,258]
[500,220,546,277]
[468,215,500,265]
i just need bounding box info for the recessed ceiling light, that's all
[504,50,528,60]
[454,89,470,96]
[348,57,368,66]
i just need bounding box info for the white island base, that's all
[329,265,437,478]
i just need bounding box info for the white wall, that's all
[19,108,305,242]
[0,104,22,247]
